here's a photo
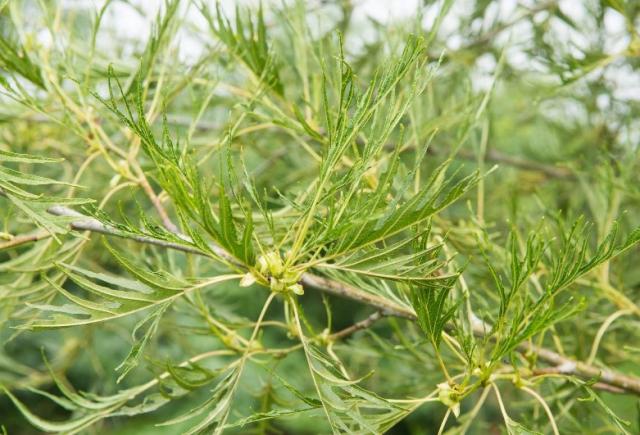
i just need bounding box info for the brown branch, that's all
[329,311,386,341]
[0,230,49,250]
[457,148,574,179]
[2,193,638,396]
[45,205,202,254]
[531,367,625,394]
[525,344,640,395]
[135,172,180,233]
[314,276,640,395]
[300,274,414,319]
[425,146,574,179]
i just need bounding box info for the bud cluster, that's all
[240,251,304,295]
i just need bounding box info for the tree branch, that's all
[453,147,574,179]
[135,171,180,233]
[3,193,638,396]
[46,205,204,255]
[329,311,386,341]
[0,230,49,250]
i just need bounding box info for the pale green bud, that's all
[288,283,304,295]
[239,272,257,287]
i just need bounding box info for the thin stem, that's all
[476,118,489,224]
[455,386,491,434]
[441,332,468,366]
[521,386,560,435]
[587,309,632,365]
[203,291,276,433]
[437,408,452,435]
[492,384,511,426]
[135,169,179,233]
[434,342,453,383]
[290,295,336,429]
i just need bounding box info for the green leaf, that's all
[21,261,238,329]
[0,149,63,163]
[0,34,46,88]
[505,416,543,435]
[410,275,459,348]
[202,3,284,95]
[0,385,109,433]
[115,301,171,383]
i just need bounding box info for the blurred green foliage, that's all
[1,0,639,433]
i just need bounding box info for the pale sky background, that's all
[82,0,637,100]
[50,0,627,148]
[26,0,633,117]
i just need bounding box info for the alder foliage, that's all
[1,1,640,433]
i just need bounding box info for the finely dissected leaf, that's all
[0,149,63,163]
[487,219,640,362]
[0,352,234,434]
[95,70,256,266]
[115,301,171,382]
[103,239,190,291]
[505,416,543,435]
[565,377,632,434]
[202,3,283,95]
[0,387,106,433]
[21,258,239,329]
[0,352,136,432]
[7,196,71,236]
[410,276,459,348]
[224,406,319,429]
[0,147,91,237]
[0,167,80,187]
[0,34,45,88]
[292,298,408,433]
[157,367,239,434]
[302,343,407,433]
[127,0,180,93]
